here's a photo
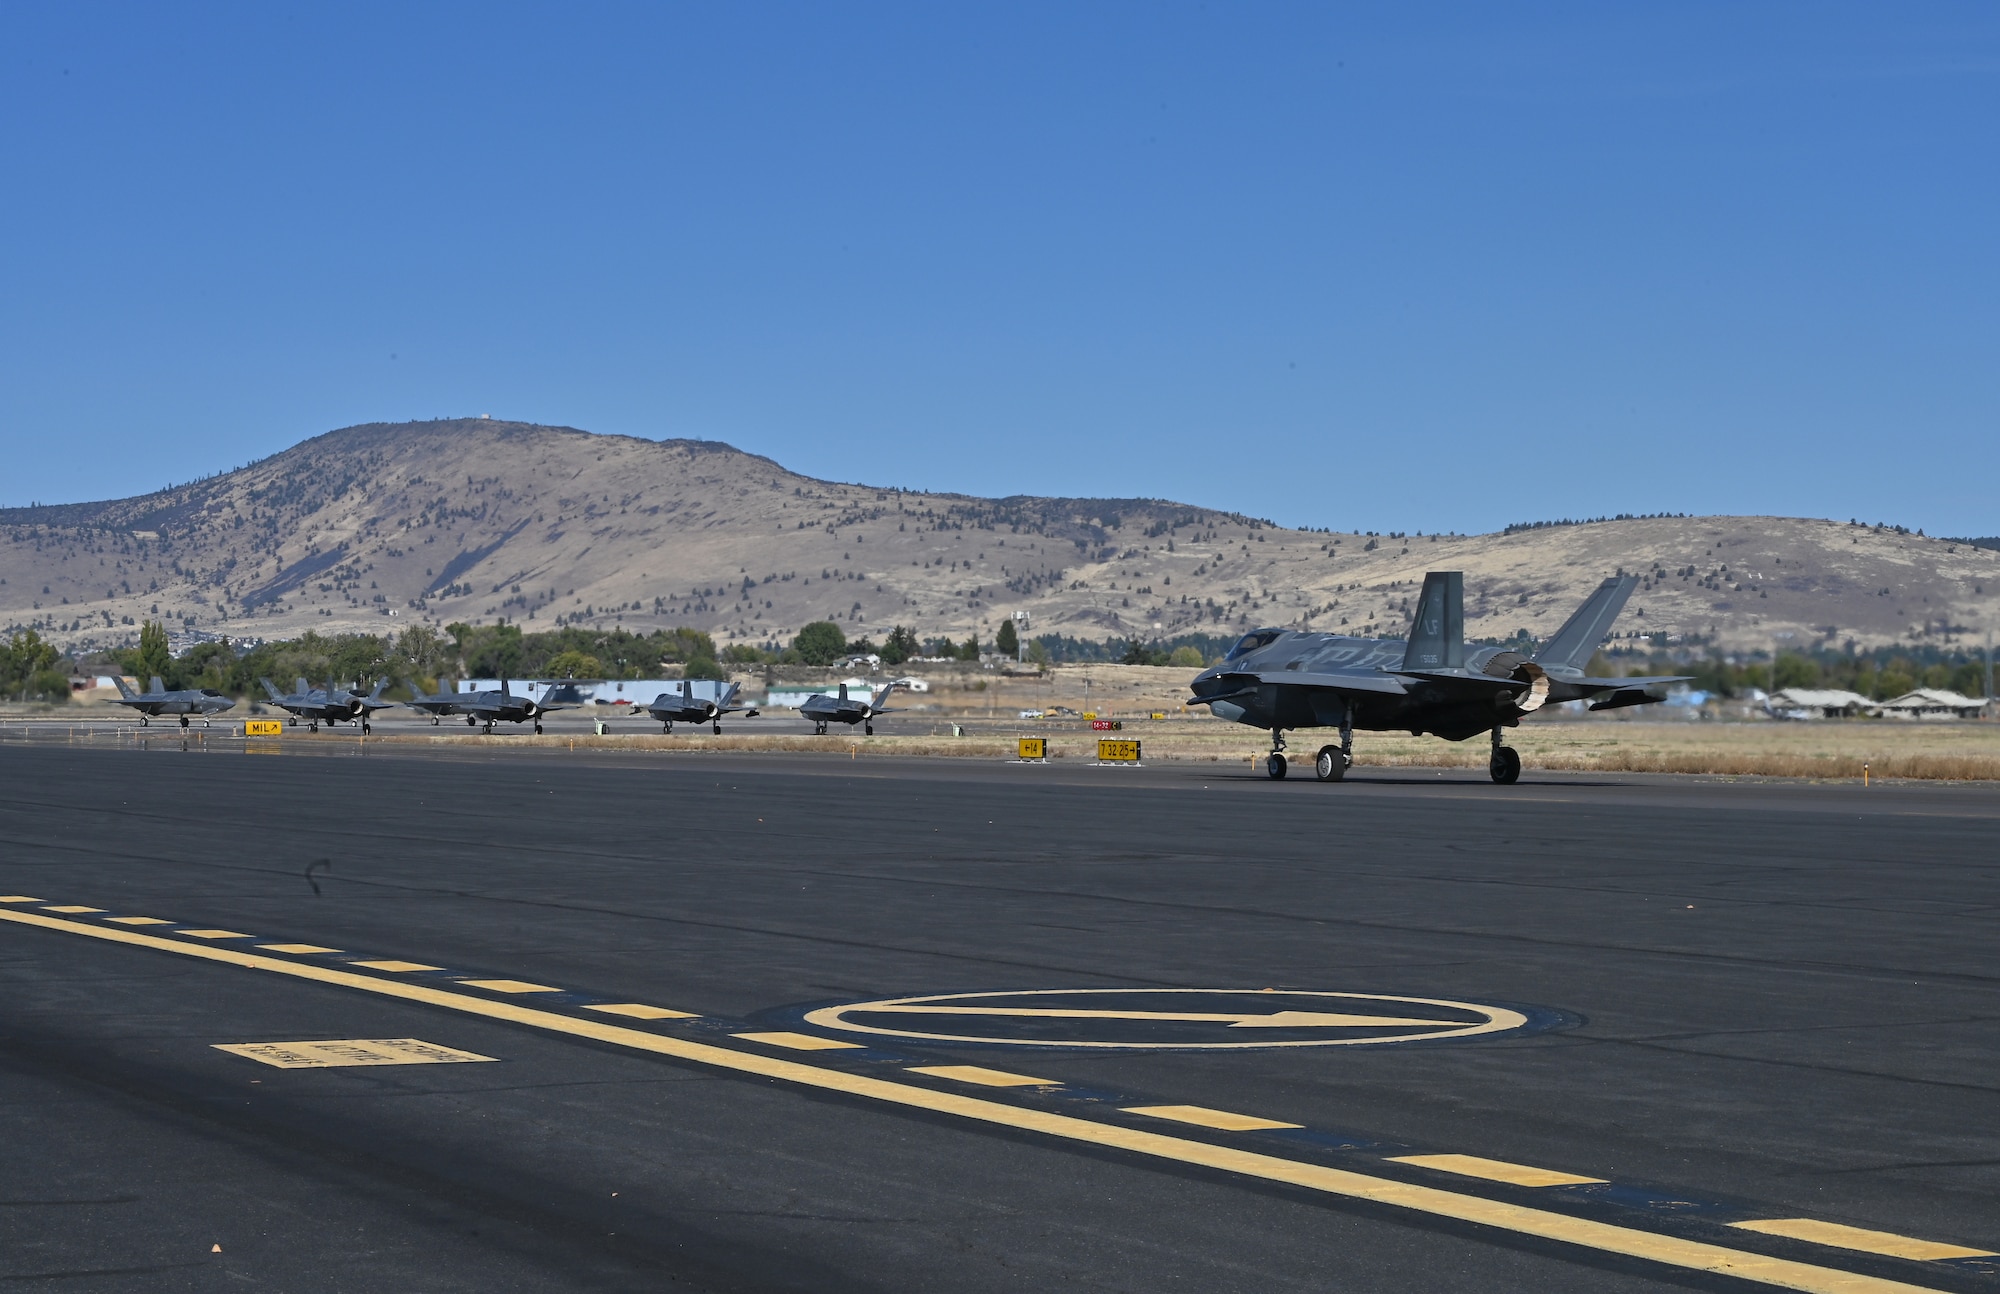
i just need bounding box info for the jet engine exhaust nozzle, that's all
[1507,661,1550,715]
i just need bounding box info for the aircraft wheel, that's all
[815,722,827,735]
[432,716,439,726]
[534,721,543,735]
[1266,752,1288,780]
[140,716,149,727]
[865,722,873,736]
[466,715,477,727]
[1490,746,1522,785]
[1314,746,1346,782]
[180,716,189,728]
[362,720,371,733]
[712,723,722,735]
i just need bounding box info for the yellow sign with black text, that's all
[1096,739,1141,763]
[244,720,283,736]
[1017,737,1047,760]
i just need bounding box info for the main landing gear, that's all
[661,720,674,733]
[179,715,189,729]
[1489,726,1521,785]
[713,722,723,735]
[864,722,873,736]
[814,721,828,735]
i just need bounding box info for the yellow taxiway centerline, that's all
[0,905,1952,1294]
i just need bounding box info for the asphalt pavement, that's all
[0,736,1996,1292]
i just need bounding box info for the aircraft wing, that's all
[1189,670,1410,707]
[1548,674,1693,710]
[1390,669,1543,699]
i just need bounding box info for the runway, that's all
[0,741,1995,1291]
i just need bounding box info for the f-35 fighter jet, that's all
[1187,572,1687,784]
[430,679,584,734]
[404,681,466,724]
[798,681,901,735]
[641,680,760,734]
[259,678,394,732]
[110,676,236,728]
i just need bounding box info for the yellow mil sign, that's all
[1017,737,1048,760]
[244,720,283,736]
[1097,738,1142,762]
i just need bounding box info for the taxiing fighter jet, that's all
[259,678,394,732]
[641,680,759,734]
[426,679,584,734]
[798,681,901,735]
[110,676,236,728]
[1187,572,1687,784]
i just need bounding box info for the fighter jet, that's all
[640,680,759,734]
[798,681,901,735]
[110,676,236,728]
[1187,572,1687,784]
[403,680,466,724]
[431,679,584,734]
[259,678,393,732]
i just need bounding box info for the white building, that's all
[1764,688,1872,719]
[1874,689,1987,720]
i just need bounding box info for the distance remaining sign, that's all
[800,988,1563,1050]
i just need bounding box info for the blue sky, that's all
[3,4,1995,535]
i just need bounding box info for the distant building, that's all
[1874,689,1987,720]
[1764,688,1872,719]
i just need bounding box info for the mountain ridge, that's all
[3,418,1993,658]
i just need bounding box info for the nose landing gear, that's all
[1265,729,1288,779]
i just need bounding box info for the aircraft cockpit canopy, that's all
[1226,629,1284,661]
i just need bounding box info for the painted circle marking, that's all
[800,988,1543,1050]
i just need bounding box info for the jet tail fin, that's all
[871,681,901,711]
[149,675,166,695]
[1534,576,1638,676]
[719,681,739,708]
[113,676,136,698]
[1401,572,1464,672]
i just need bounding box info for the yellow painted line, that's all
[179,929,254,940]
[43,905,105,914]
[732,1031,865,1051]
[258,943,342,955]
[1731,1219,1995,1262]
[108,917,174,926]
[0,906,1951,1294]
[0,896,42,903]
[347,959,444,973]
[1125,1104,1303,1132]
[456,979,562,995]
[1391,1154,1607,1188]
[908,1064,1060,1088]
[583,1003,699,1020]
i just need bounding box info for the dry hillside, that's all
[3,419,1994,656]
